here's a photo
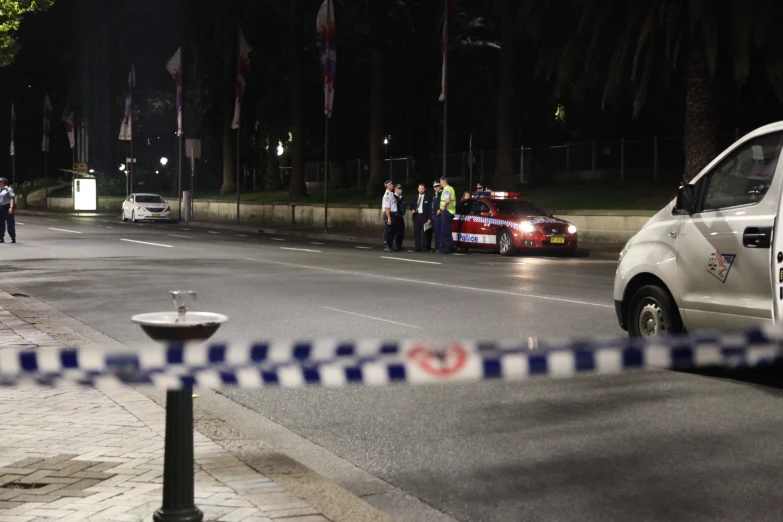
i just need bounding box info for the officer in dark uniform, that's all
[392,184,406,251]
[429,180,442,252]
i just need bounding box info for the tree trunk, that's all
[220,14,236,195]
[683,33,719,183]
[492,0,516,190]
[266,132,282,190]
[288,0,307,198]
[366,48,385,198]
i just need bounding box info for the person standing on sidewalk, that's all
[0,177,16,244]
[381,180,397,252]
[411,183,432,252]
[392,184,406,251]
[429,181,442,252]
[436,176,456,254]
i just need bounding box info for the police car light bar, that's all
[471,191,521,198]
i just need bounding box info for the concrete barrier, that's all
[48,196,125,213]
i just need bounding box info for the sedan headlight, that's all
[568,225,577,234]
[520,222,536,233]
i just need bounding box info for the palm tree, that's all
[525,0,783,181]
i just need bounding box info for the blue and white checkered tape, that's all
[454,214,519,230]
[1,327,782,389]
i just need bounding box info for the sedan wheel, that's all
[498,229,515,256]
[121,209,128,222]
[131,211,137,223]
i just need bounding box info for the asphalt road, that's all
[4,214,783,522]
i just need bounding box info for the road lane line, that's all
[236,234,247,237]
[309,242,325,245]
[381,256,440,265]
[321,306,419,329]
[120,239,173,248]
[208,231,219,234]
[281,247,321,253]
[48,228,82,234]
[261,260,612,309]
[15,222,24,225]
[181,228,191,230]
[354,246,371,250]
[270,238,285,241]
[169,234,193,239]
[45,219,59,222]
[105,226,113,229]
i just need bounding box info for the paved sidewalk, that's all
[0,286,335,522]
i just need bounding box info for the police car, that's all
[452,192,578,256]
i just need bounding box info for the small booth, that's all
[73,174,97,211]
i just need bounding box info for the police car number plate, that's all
[550,237,565,244]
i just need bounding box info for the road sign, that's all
[185,139,201,159]
[72,162,88,173]
[126,158,137,163]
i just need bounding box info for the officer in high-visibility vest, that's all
[436,176,456,254]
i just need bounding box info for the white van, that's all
[614,122,783,337]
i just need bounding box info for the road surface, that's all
[3,214,783,522]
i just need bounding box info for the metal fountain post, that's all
[132,291,228,522]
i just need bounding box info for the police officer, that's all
[392,184,406,251]
[381,180,397,252]
[410,183,432,252]
[429,180,442,252]
[436,176,456,254]
[0,177,15,244]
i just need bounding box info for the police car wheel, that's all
[498,230,515,256]
[628,285,683,338]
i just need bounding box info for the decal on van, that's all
[707,250,736,283]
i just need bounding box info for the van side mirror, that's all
[675,185,696,214]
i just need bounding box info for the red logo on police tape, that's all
[408,344,468,377]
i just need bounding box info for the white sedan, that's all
[121,193,173,222]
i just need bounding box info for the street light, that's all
[384,136,390,158]
[277,144,284,156]
[119,164,126,172]
[88,169,95,173]
[160,157,168,166]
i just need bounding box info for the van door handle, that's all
[668,231,677,238]
[743,227,772,248]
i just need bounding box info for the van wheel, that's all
[628,285,683,338]
[498,230,515,256]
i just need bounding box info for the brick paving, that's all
[0,291,329,522]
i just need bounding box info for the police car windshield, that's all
[492,200,548,217]
[135,195,165,203]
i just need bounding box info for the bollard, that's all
[132,292,228,522]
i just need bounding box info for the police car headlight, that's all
[568,225,577,234]
[520,222,536,233]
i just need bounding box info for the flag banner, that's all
[316,0,336,117]
[438,0,455,102]
[10,104,15,157]
[119,65,135,141]
[63,94,75,149]
[166,48,183,136]
[232,30,251,130]
[42,94,52,152]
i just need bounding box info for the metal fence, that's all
[283,130,745,188]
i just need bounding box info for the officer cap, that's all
[384,179,393,187]
[0,177,7,184]
[432,180,440,187]
[395,184,402,189]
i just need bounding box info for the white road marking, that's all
[45,219,59,222]
[243,257,257,261]
[453,253,466,256]
[259,261,613,309]
[181,228,191,231]
[236,234,247,237]
[281,247,321,253]
[380,256,440,265]
[208,231,219,234]
[15,222,24,225]
[270,238,285,241]
[105,226,113,229]
[309,242,325,245]
[169,234,193,239]
[321,306,419,329]
[48,228,82,234]
[354,246,371,250]
[120,239,173,248]
[158,225,165,228]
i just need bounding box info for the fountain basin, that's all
[132,311,229,342]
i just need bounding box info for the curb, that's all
[183,220,620,259]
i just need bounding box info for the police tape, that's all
[2,327,782,389]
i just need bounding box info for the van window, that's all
[700,133,783,212]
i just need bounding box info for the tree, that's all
[288,0,307,197]
[492,0,520,190]
[365,0,393,198]
[526,0,783,181]
[220,10,237,194]
[0,0,55,68]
